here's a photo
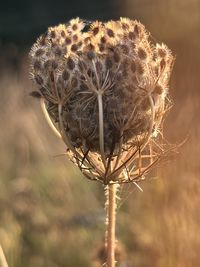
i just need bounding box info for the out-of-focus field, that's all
[0,1,200,266]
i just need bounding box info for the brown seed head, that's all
[29,17,174,184]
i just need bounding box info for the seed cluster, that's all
[30,17,174,183]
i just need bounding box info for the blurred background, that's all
[0,0,200,266]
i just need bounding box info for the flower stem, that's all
[97,92,106,168]
[105,183,117,267]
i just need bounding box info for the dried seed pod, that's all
[30,17,174,184]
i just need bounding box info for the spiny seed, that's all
[52,60,58,69]
[120,44,129,54]
[50,30,56,38]
[113,51,120,62]
[44,60,52,69]
[39,35,47,46]
[71,77,78,87]
[33,60,42,70]
[65,37,71,45]
[35,74,43,85]
[67,57,75,70]
[71,44,78,52]
[160,59,166,69]
[107,28,115,37]
[92,27,99,35]
[30,90,42,98]
[55,47,62,56]
[51,42,56,48]
[130,42,136,50]
[100,36,106,43]
[84,37,90,43]
[35,48,45,57]
[61,30,66,37]
[105,57,113,69]
[154,85,163,94]
[73,34,78,42]
[87,44,95,50]
[76,51,82,57]
[87,50,95,60]
[72,24,78,31]
[77,41,82,47]
[62,70,70,80]
[122,23,129,30]
[128,31,136,40]
[138,48,147,60]
[62,47,67,54]
[99,44,105,52]
[134,24,140,35]
[158,48,167,58]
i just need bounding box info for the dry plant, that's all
[29,17,174,267]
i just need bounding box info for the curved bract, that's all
[29,17,174,184]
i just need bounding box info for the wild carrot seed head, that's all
[30,17,174,184]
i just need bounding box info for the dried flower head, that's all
[29,17,174,185]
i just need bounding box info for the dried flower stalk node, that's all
[30,17,174,185]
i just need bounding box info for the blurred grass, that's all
[0,0,200,266]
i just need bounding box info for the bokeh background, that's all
[0,0,200,266]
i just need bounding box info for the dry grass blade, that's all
[0,245,8,267]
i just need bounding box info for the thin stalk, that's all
[0,245,8,267]
[105,184,118,267]
[40,99,61,139]
[97,92,106,168]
